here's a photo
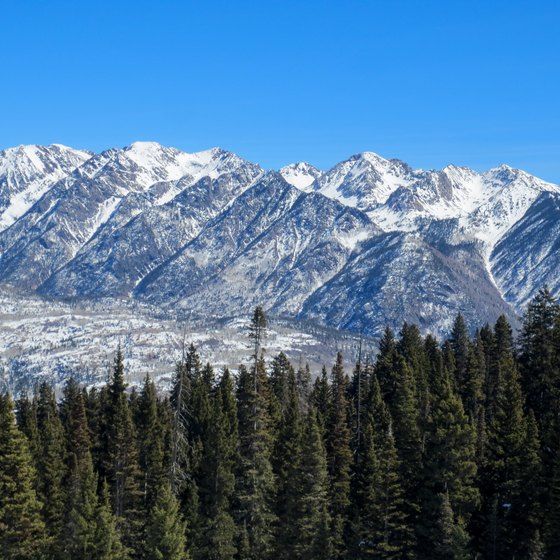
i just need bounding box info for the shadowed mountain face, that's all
[1,141,559,336]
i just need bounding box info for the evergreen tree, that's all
[272,364,302,560]
[144,482,189,560]
[295,409,332,560]
[449,314,470,398]
[296,361,312,415]
[94,480,128,560]
[35,382,66,554]
[375,419,415,558]
[196,370,238,560]
[480,346,529,558]
[103,347,143,557]
[375,327,399,404]
[418,362,478,558]
[326,352,352,559]
[519,288,560,461]
[310,365,331,434]
[60,377,92,469]
[347,421,381,558]
[235,360,277,559]
[432,492,471,560]
[0,393,46,560]
[61,451,99,559]
[136,375,166,513]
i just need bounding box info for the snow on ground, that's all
[0,289,369,395]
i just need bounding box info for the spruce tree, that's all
[136,375,166,513]
[375,418,415,558]
[295,409,332,560]
[144,482,189,560]
[61,451,99,559]
[0,393,47,560]
[326,352,352,559]
[272,364,302,560]
[35,382,66,555]
[480,347,529,558]
[196,370,238,560]
[103,347,143,557]
[94,480,128,560]
[519,288,560,462]
[235,361,277,559]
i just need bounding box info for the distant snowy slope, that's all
[0,144,91,230]
[279,162,323,190]
[0,140,558,340]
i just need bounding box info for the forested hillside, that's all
[2,289,560,559]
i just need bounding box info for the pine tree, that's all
[144,482,189,560]
[296,361,312,415]
[61,451,99,558]
[235,360,277,559]
[60,377,92,469]
[103,347,143,557]
[418,363,478,558]
[0,393,47,560]
[196,369,238,560]
[15,393,39,460]
[375,327,399,404]
[519,288,560,462]
[272,364,302,559]
[432,492,471,560]
[347,421,381,558]
[136,375,166,513]
[94,480,128,560]
[326,352,352,559]
[295,409,332,560]
[311,365,331,434]
[35,382,66,554]
[480,347,529,558]
[449,314,470,398]
[375,419,415,559]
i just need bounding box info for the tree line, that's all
[2,288,560,559]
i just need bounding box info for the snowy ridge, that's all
[0,140,558,348]
[279,162,323,191]
[0,144,92,229]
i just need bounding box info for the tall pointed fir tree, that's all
[418,345,478,559]
[61,450,99,559]
[196,369,239,560]
[103,347,143,558]
[144,482,189,560]
[235,360,277,559]
[295,408,332,560]
[479,342,530,558]
[326,352,352,559]
[519,287,560,473]
[271,363,303,560]
[35,382,66,556]
[0,393,46,560]
[136,375,166,514]
[95,480,128,560]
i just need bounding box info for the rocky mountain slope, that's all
[1,141,558,341]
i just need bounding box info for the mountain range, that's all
[1,141,558,337]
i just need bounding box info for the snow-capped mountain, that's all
[279,162,323,190]
[0,141,558,343]
[0,144,92,230]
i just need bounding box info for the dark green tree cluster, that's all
[1,291,560,558]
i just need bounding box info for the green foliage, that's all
[144,482,188,560]
[0,393,47,560]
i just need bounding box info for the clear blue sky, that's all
[2,0,559,181]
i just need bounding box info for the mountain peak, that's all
[279,162,323,191]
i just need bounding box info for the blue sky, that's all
[1,0,559,181]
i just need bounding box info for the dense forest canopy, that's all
[2,290,560,559]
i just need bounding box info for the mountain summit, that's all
[0,142,558,336]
